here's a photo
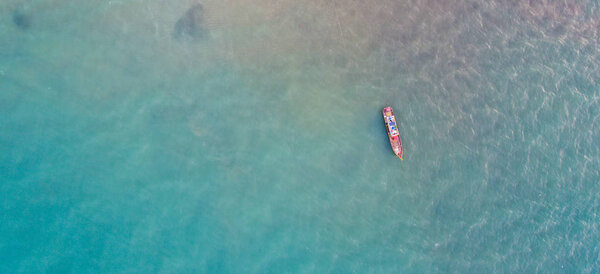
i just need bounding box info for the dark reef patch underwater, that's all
[173,3,208,40]
[12,8,32,30]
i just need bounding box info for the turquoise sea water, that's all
[1,0,600,272]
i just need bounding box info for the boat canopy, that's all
[389,125,399,136]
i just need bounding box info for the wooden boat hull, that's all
[382,106,403,160]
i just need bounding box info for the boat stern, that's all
[393,144,403,160]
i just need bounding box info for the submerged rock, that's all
[12,9,32,30]
[174,3,207,40]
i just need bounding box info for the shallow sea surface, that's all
[1,0,600,272]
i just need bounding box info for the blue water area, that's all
[1,0,600,272]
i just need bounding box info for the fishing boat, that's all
[382,106,403,160]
